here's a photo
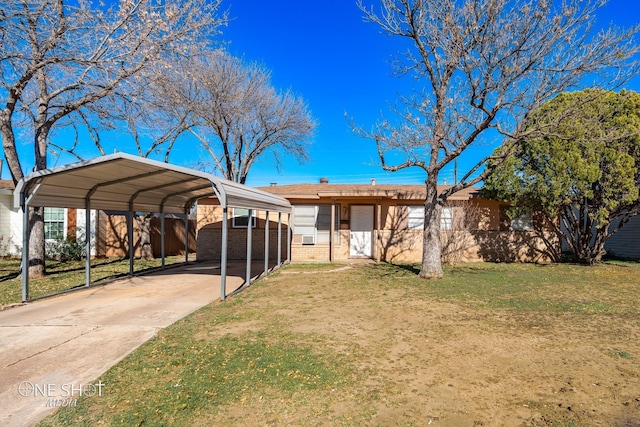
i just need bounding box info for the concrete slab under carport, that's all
[0,260,273,427]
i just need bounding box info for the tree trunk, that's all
[420,178,443,279]
[137,214,154,261]
[566,212,609,265]
[28,206,46,278]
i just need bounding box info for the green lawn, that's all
[0,256,189,305]
[24,261,640,426]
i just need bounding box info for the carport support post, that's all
[245,209,253,286]
[161,213,165,268]
[264,211,270,276]
[277,212,282,266]
[330,202,335,262]
[184,214,189,264]
[21,194,29,302]
[287,212,291,263]
[128,211,134,276]
[85,202,92,287]
[220,207,228,301]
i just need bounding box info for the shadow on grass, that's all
[391,263,421,275]
[46,257,128,275]
[368,262,496,276]
[0,271,20,282]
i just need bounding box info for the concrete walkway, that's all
[0,261,259,427]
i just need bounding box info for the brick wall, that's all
[196,197,557,264]
[196,225,290,261]
[376,229,557,263]
[196,201,291,261]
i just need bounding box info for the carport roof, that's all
[14,153,291,214]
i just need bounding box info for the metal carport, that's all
[14,153,292,302]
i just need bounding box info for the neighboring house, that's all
[0,179,97,257]
[0,180,193,258]
[590,214,640,261]
[0,180,22,256]
[196,178,556,264]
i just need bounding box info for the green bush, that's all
[45,236,86,261]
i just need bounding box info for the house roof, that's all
[0,180,14,196]
[0,180,14,190]
[257,183,483,201]
[14,153,291,214]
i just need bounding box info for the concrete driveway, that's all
[0,261,257,427]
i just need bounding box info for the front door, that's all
[350,205,374,257]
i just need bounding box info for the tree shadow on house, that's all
[470,229,560,263]
[377,205,422,264]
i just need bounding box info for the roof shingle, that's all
[257,183,482,201]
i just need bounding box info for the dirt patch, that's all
[208,264,640,426]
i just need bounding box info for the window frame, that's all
[231,207,257,228]
[407,205,424,230]
[440,206,454,231]
[44,207,67,241]
[407,205,454,230]
[292,204,340,245]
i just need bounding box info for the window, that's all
[44,207,65,240]
[232,208,256,228]
[441,207,453,230]
[407,206,453,230]
[317,205,340,244]
[408,206,424,230]
[293,205,339,244]
[511,213,533,231]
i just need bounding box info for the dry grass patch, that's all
[38,261,640,426]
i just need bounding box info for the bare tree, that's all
[355,0,639,278]
[144,53,316,184]
[104,52,315,260]
[0,0,227,276]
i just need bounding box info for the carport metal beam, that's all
[220,207,229,300]
[85,201,91,287]
[245,209,253,286]
[264,211,270,276]
[278,213,282,265]
[287,213,291,263]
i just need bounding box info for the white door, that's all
[350,205,374,257]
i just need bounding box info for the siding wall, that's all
[102,214,196,257]
[0,193,22,256]
[605,215,640,260]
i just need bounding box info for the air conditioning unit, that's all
[301,234,315,245]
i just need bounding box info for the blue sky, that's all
[4,0,640,186]
[214,0,640,187]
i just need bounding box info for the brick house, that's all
[196,179,558,264]
[196,197,290,262]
